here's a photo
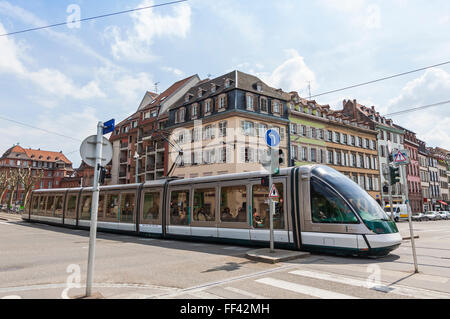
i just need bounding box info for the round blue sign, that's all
[265,129,281,148]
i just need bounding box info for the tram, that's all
[22,165,402,257]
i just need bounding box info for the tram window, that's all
[105,194,119,221]
[120,193,135,223]
[220,185,247,223]
[310,178,358,224]
[66,195,77,218]
[38,196,46,216]
[252,183,285,229]
[80,195,92,220]
[170,190,190,226]
[193,188,216,222]
[46,196,55,216]
[32,196,39,214]
[54,196,63,217]
[142,192,160,223]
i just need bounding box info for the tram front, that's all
[298,165,402,257]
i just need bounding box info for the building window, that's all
[261,98,268,112]
[273,101,280,114]
[219,96,226,110]
[192,104,199,118]
[327,150,334,164]
[327,131,333,141]
[302,147,308,161]
[219,121,227,137]
[311,149,317,162]
[205,100,212,114]
[246,95,254,111]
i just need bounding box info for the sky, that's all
[0,0,449,168]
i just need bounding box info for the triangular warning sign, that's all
[394,151,407,163]
[269,184,280,198]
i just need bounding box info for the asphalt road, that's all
[1,213,449,299]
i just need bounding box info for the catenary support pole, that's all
[86,121,103,297]
[403,165,419,273]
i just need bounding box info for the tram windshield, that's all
[311,166,397,234]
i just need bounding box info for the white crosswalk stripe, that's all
[289,270,450,299]
[224,287,267,299]
[190,291,224,299]
[255,278,359,299]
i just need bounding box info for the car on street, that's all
[437,212,449,220]
[412,213,427,221]
[424,211,439,220]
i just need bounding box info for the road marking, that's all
[255,278,359,299]
[289,270,450,299]
[190,291,224,299]
[224,287,267,299]
[1,295,22,299]
[223,246,250,251]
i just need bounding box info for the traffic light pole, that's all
[387,166,395,222]
[402,165,419,273]
[269,171,274,253]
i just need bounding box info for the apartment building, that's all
[0,145,73,204]
[288,94,381,201]
[418,139,430,212]
[341,100,407,206]
[109,75,201,184]
[288,93,328,167]
[397,126,422,213]
[167,70,290,178]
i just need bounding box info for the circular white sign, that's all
[80,135,113,167]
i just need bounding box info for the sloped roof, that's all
[1,145,72,164]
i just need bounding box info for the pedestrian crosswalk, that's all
[159,267,450,300]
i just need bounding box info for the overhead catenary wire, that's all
[0,0,188,37]
[308,60,450,99]
[383,100,450,117]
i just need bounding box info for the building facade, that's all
[109,75,201,184]
[418,139,430,212]
[288,94,381,201]
[341,100,407,207]
[0,145,73,204]
[167,71,290,178]
[400,127,422,213]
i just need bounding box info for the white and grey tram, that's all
[23,165,402,257]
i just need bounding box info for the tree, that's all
[7,168,20,209]
[18,167,44,209]
[0,170,8,205]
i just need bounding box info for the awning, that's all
[438,200,448,206]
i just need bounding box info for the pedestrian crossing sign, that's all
[269,184,280,199]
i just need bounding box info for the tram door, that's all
[139,188,163,236]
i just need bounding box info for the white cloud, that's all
[319,0,382,30]
[0,22,105,100]
[387,68,450,149]
[161,66,184,77]
[265,49,317,93]
[106,0,191,62]
[113,72,155,103]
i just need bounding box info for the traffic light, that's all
[261,176,269,187]
[388,153,394,163]
[99,166,107,185]
[278,149,285,165]
[389,166,400,185]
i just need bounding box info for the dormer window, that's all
[211,83,217,93]
[198,88,204,98]
[192,104,199,119]
[255,82,263,92]
[246,95,255,111]
[175,107,186,124]
[185,93,193,103]
[225,78,232,88]
[260,98,268,113]
[272,101,280,114]
[204,100,212,114]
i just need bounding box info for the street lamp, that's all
[134,151,139,184]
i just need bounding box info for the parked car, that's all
[437,212,449,220]
[424,211,439,220]
[412,213,427,222]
